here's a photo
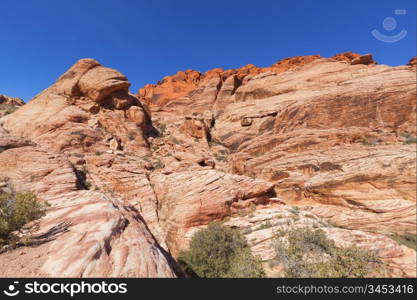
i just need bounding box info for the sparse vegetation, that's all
[127,131,136,141]
[401,132,417,144]
[271,227,383,277]
[178,222,265,278]
[84,181,92,190]
[0,103,19,115]
[404,136,417,144]
[304,213,317,220]
[254,221,274,231]
[224,248,265,278]
[169,136,182,145]
[158,124,167,136]
[237,210,247,217]
[291,215,300,222]
[214,153,227,162]
[389,233,416,250]
[288,206,300,214]
[71,131,87,141]
[208,140,220,148]
[242,227,253,235]
[0,191,48,247]
[360,139,375,146]
[152,160,165,170]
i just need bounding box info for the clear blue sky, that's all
[0,0,415,101]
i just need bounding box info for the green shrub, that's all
[158,124,167,136]
[0,192,48,246]
[127,131,136,141]
[272,227,382,278]
[214,153,227,162]
[169,136,182,145]
[225,248,265,278]
[254,221,274,231]
[389,234,416,250]
[178,222,265,278]
[404,136,417,144]
[288,206,300,215]
[84,181,92,190]
[360,139,375,146]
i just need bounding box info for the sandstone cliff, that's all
[0,53,415,277]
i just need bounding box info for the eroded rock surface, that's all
[133,53,416,277]
[0,53,415,277]
[0,60,176,277]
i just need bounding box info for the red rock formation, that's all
[138,70,202,108]
[1,59,151,154]
[137,54,329,112]
[408,56,416,68]
[0,59,176,277]
[0,94,24,106]
[132,52,415,277]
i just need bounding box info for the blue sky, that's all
[0,0,415,101]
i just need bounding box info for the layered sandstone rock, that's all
[0,60,177,277]
[133,53,416,277]
[0,53,415,278]
[1,59,151,154]
[0,94,24,107]
[222,205,416,278]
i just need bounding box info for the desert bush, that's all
[272,227,382,278]
[178,222,265,278]
[225,248,265,278]
[169,136,182,145]
[158,124,167,136]
[389,234,416,250]
[0,104,19,115]
[254,221,274,231]
[0,192,48,246]
[127,131,137,141]
[214,153,227,162]
[404,136,417,144]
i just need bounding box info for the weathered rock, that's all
[0,52,415,278]
[181,115,210,139]
[138,70,202,108]
[138,53,415,276]
[241,117,253,127]
[408,56,416,68]
[0,94,24,106]
[78,65,130,103]
[351,53,375,65]
[331,51,361,63]
[1,59,151,154]
[145,169,275,255]
[0,134,176,277]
